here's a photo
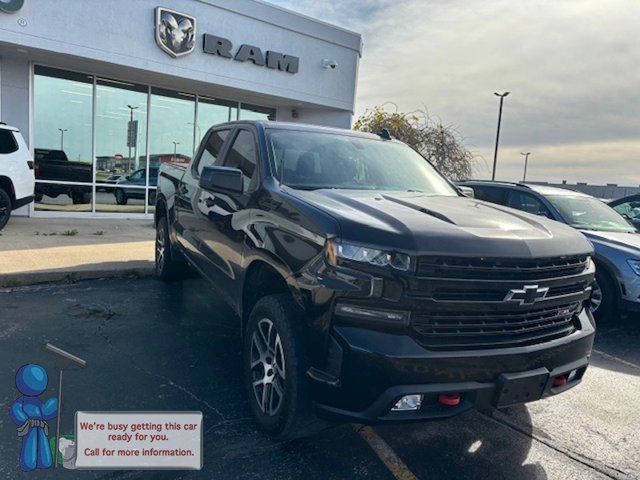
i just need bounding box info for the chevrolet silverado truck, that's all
[156,121,596,440]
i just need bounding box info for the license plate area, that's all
[496,368,549,408]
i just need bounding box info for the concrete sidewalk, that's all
[0,217,155,287]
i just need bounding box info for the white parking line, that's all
[354,425,420,480]
[593,349,640,370]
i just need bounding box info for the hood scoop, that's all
[381,194,455,225]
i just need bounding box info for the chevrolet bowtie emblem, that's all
[504,285,549,305]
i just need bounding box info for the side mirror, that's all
[458,186,475,198]
[199,166,244,194]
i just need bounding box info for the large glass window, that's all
[34,66,93,212]
[197,97,237,144]
[150,88,196,162]
[31,66,276,216]
[95,78,148,213]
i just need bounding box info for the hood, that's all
[290,189,592,258]
[581,230,640,258]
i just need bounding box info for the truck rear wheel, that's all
[0,188,12,230]
[155,216,187,281]
[243,294,327,441]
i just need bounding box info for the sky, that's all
[266,0,640,185]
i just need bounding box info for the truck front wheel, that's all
[243,294,327,441]
[0,188,12,230]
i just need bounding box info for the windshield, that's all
[267,130,458,195]
[547,195,636,233]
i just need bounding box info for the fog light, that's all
[392,394,423,411]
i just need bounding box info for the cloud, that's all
[266,0,640,185]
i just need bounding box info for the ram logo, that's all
[155,7,196,58]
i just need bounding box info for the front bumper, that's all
[310,309,595,423]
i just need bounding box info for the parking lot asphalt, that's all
[1,277,638,480]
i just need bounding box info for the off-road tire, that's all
[243,294,327,441]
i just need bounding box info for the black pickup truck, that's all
[156,121,596,440]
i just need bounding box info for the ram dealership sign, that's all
[155,6,299,74]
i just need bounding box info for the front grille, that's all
[416,255,589,281]
[408,255,592,350]
[413,303,580,350]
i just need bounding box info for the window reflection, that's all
[32,66,277,215]
[197,96,237,144]
[34,67,93,210]
[95,78,148,212]
[150,88,195,164]
[35,185,92,212]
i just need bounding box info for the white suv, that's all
[0,124,35,230]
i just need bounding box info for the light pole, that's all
[520,152,531,183]
[491,92,510,180]
[58,128,68,151]
[172,141,180,162]
[127,105,139,173]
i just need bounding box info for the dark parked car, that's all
[113,167,158,205]
[460,181,640,323]
[34,148,92,204]
[156,122,595,440]
[609,194,640,230]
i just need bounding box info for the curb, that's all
[0,265,156,288]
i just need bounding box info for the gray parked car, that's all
[459,181,640,322]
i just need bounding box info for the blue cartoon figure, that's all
[10,364,58,472]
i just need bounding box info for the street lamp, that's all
[127,105,139,173]
[491,92,510,180]
[58,128,68,151]
[520,152,531,183]
[172,141,180,161]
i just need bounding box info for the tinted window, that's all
[470,185,508,205]
[0,129,19,154]
[612,200,640,220]
[196,129,230,175]
[268,130,457,195]
[507,191,552,217]
[548,195,635,232]
[225,130,258,191]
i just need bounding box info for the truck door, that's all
[188,127,260,305]
[175,128,232,267]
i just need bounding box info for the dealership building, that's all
[0,0,362,217]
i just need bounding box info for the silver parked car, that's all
[459,181,640,322]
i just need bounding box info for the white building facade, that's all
[0,0,362,217]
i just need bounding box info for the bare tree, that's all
[353,105,475,180]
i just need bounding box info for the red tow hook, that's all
[553,375,568,387]
[438,393,461,406]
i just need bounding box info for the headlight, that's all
[325,239,411,271]
[627,259,640,276]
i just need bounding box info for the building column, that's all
[1,55,31,216]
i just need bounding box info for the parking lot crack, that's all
[487,411,632,480]
[133,366,226,421]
